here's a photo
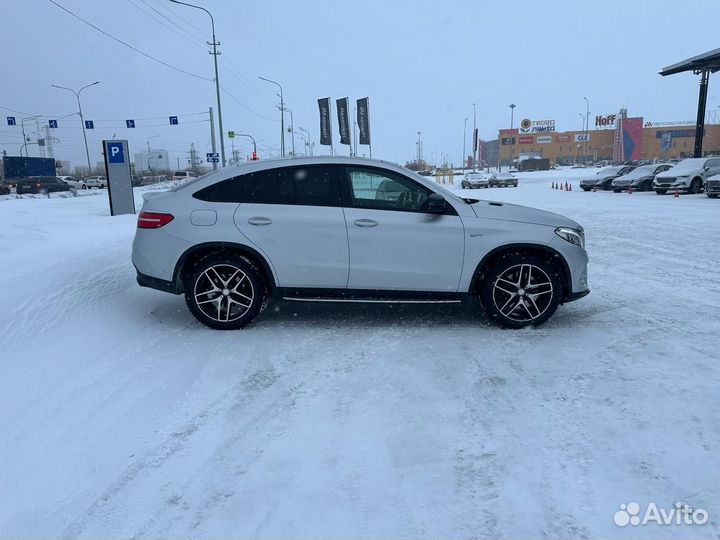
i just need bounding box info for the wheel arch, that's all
[469,243,572,302]
[173,242,277,295]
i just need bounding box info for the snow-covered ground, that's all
[1,169,719,539]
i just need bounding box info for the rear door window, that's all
[193,165,342,207]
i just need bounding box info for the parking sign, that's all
[107,142,125,164]
[85,120,94,129]
[126,119,135,128]
[7,117,16,126]
[48,119,58,128]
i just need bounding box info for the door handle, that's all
[248,217,273,226]
[354,219,378,227]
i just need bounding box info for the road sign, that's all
[228,131,235,138]
[107,142,125,164]
[103,140,135,216]
[85,120,94,129]
[7,117,16,126]
[48,119,58,129]
[169,116,178,125]
[206,152,219,158]
[207,157,219,163]
[126,119,135,128]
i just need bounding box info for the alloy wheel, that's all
[492,264,554,323]
[193,264,255,322]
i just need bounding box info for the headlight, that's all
[555,227,585,249]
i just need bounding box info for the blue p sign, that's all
[107,142,125,163]
[48,119,58,128]
[126,119,135,128]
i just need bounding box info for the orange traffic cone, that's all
[569,183,573,191]
[628,185,633,194]
[564,182,568,191]
[592,185,597,192]
[552,182,555,189]
[674,189,680,198]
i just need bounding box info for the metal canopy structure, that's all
[660,48,720,157]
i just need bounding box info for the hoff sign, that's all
[595,114,617,128]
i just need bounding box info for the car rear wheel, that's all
[642,180,652,191]
[478,253,563,329]
[185,254,266,330]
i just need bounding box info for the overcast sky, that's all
[2,0,719,170]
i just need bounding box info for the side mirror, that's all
[427,193,447,214]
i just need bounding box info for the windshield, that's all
[597,166,622,175]
[671,158,706,172]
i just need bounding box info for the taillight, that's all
[36,183,43,188]
[137,211,174,229]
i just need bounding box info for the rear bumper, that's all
[566,288,590,303]
[136,269,180,294]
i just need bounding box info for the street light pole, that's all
[51,81,99,174]
[259,76,285,157]
[298,127,312,156]
[509,103,516,170]
[472,102,477,171]
[462,117,468,173]
[283,106,295,156]
[583,97,590,163]
[170,0,226,167]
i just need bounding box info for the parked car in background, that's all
[705,173,720,198]
[652,157,720,194]
[140,175,170,186]
[131,176,142,187]
[132,156,589,330]
[171,171,196,182]
[579,165,635,191]
[0,183,10,195]
[461,172,490,189]
[488,172,518,187]
[416,170,432,176]
[15,176,71,194]
[611,164,672,192]
[57,175,87,190]
[84,175,106,188]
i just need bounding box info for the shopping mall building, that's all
[490,115,720,166]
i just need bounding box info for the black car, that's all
[579,165,635,191]
[0,183,10,195]
[611,163,672,192]
[15,176,71,195]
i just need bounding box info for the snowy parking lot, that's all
[1,168,719,538]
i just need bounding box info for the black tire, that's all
[708,193,718,199]
[81,184,88,190]
[689,178,702,194]
[478,253,563,329]
[581,187,590,192]
[613,189,621,193]
[642,180,652,192]
[184,253,266,330]
[461,181,468,189]
[655,190,667,195]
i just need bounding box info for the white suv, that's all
[132,157,589,329]
[653,157,720,194]
[171,171,196,182]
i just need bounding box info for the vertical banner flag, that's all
[357,97,370,145]
[318,97,332,146]
[473,128,478,153]
[336,97,350,145]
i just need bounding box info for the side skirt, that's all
[275,287,470,304]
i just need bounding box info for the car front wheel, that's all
[689,178,702,194]
[185,254,266,330]
[478,253,563,329]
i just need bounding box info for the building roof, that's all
[660,48,720,76]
